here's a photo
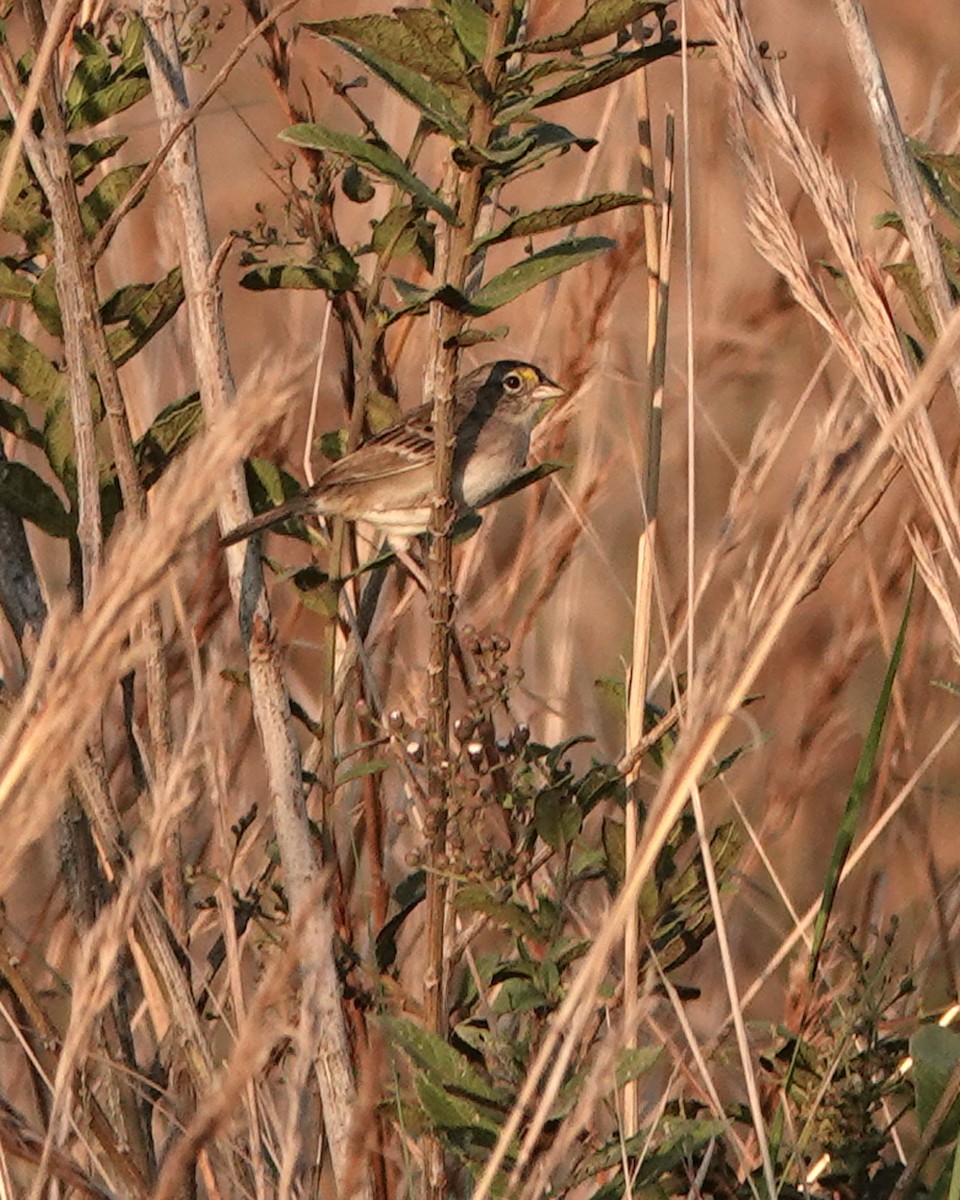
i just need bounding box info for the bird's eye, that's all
[503,371,524,392]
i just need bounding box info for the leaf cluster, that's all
[239,0,677,364]
[0,20,199,550]
[345,632,746,1195]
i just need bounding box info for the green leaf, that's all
[481,120,597,169]
[382,280,471,324]
[243,459,310,541]
[327,37,469,141]
[911,1024,960,1146]
[1,156,51,251]
[515,0,665,53]
[247,457,300,505]
[31,265,61,338]
[240,248,360,295]
[497,41,680,122]
[103,267,184,365]
[577,1116,727,1189]
[414,1074,501,1150]
[438,0,488,61]
[291,568,340,617]
[615,1045,663,1088]
[381,1015,504,1104]
[490,974,550,1014]
[67,73,151,131]
[468,236,615,314]
[446,324,509,349]
[0,396,43,447]
[335,758,390,787]
[43,394,75,484]
[0,258,33,303]
[602,816,625,886]
[885,261,938,342]
[69,135,128,183]
[534,785,582,850]
[0,327,63,407]
[305,10,471,86]
[79,163,145,237]
[280,124,457,224]
[808,574,913,981]
[121,14,145,68]
[371,204,435,270]
[474,192,645,250]
[134,393,203,487]
[0,460,74,537]
[64,33,112,113]
[453,884,541,940]
[910,140,960,227]
[376,872,425,971]
[576,761,624,813]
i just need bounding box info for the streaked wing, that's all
[316,399,467,489]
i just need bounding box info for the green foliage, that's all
[243,0,680,356]
[515,0,665,53]
[877,141,960,348]
[912,1025,960,1147]
[65,22,150,131]
[0,21,196,569]
[0,459,74,537]
[360,627,748,1194]
[280,123,458,222]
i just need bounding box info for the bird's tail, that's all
[219,494,314,548]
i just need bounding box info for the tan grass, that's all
[0,370,295,897]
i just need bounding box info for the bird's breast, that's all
[458,426,530,509]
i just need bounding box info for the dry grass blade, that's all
[471,161,960,1200]
[34,705,207,1196]
[0,372,295,896]
[702,0,960,596]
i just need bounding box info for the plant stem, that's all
[421,3,514,1193]
[140,5,371,1195]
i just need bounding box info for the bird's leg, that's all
[387,536,431,594]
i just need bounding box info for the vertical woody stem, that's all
[421,3,513,1193]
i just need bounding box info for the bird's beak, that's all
[531,376,566,417]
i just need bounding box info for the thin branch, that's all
[91,0,302,261]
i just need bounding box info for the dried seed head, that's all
[405,740,423,763]
[387,709,405,732]
[465,741,484,767]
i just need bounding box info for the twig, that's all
[0,0,80,229]
[91,0,301,261]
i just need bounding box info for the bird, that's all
[220,360,565,552]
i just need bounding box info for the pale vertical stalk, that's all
[303,297,333,487]
[3,16,160,1173]
[622,64,674,1139]
[17,0,177,927]
[139,6,370,1196]
[690,778,777,1196]
[681,1,775,1187]
[0,0,78,228]
[830,0,960,407]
